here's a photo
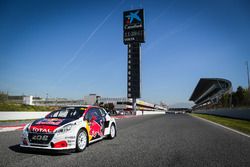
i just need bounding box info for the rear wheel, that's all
[108,124,116,139]
[75,129,88,152]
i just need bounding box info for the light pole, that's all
[246,61,250,90]
[46,93,48,105]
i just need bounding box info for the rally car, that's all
[20,106,117,152]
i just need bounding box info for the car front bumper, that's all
[20,131,77,150]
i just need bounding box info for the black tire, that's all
[108,123,116,139]
[75,129,88,152]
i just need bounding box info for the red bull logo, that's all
[90,121,103,138]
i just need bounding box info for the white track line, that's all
[191,114,250,138]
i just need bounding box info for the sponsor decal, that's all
[30,125,58,133]
[67,140,75,143]
[85,121,92,141]
[65,136,76,139]
[89,121,103,138]
[31,127,52,133]
[36,118,63,126]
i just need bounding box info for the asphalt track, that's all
[0,114,249,167]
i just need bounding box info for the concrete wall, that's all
[0,110,167,121]
[193,109,250,121]
[0,112,50,121]
[136,110,166,115]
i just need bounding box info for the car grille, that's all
[28,133,54,144]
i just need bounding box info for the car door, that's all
[85,108,104,140]
[96,108,106,135]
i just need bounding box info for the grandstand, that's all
[189,78,232,109]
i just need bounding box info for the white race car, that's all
[20,106,117,152]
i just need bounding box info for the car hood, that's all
[29,118,76,133]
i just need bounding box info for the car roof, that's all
[63,105,101,109]
[63,105,91,108]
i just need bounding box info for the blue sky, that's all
[0,0,250,105]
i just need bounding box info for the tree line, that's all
[219,86,250,108]
[0,91,8,103]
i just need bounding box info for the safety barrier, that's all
[136,110,166,115]
[0,112,50,121]
[0,110,166,121]
[193,109,250,121]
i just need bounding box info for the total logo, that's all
[31,127,52,133]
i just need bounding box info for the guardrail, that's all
[136,110,166,115]
[0,110,167,121]
[193,109,250,121]
[0,112,50,121]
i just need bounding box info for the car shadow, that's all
[9,144,71,156]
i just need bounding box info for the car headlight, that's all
[23,123,31,133]
[55,124,74,134]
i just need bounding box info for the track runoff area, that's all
[0,114,249,167]
[0,115,136,132]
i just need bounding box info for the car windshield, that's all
[46,107,87,119]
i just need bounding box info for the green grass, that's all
[0,103,54,111]
[192,113,250,135]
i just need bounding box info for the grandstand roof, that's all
[189,78,232,105]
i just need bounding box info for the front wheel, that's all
[108,124,116,139]
[75,129,88,152]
